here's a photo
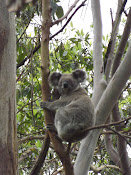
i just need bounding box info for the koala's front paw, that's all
[40,101,49,109]
[46,124,57,132]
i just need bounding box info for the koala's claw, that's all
[40,102,44,109]
[40,101,49,109]
[46,124,57,132]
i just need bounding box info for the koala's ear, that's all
[72,69,86,82]
[49,72,62,87]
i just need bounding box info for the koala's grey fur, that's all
[41,69,95,142]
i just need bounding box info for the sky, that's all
[50,0,130,37]
[27,0,130,38]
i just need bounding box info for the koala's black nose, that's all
[63,81,68,88]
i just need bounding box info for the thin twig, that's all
[17,0,86,69]
[106,126,131,146]
[50,0,87,40]
[51,0,81,26]
[17,0,87,69]
[85,116,131,145]
[87,116,131,131]
[110,8,114,29]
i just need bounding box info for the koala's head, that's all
[49,69,86,95]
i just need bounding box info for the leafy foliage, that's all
[16,2,131,175]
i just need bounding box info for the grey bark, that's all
[0,1,17,174]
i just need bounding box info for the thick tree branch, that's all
[112,7,131,75]
[104,131,120,166]
[110,8,131,174]
[30,133,50,175]
[96,41,131,125]
[104,115,120,166]
[74,0,103,174]
[104,0,127,80]
[112,104,131,174]
[74,41,131,175]
[91,0,106,106]
[104,8,131,171]
[40,1,74,175]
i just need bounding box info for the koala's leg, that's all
[46,124,62,142]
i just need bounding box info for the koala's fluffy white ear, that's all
[72,69,86,82]
[49,72,62,87]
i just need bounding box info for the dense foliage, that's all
[16,1,131,174]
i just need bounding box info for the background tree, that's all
[10,0,131,174]
[0,1,17,174]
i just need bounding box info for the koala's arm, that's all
[40,98,69,111]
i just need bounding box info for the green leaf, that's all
[16,89,21,103]
[35,140,42,148]
[56,6,64,19]
[70,21,73,28]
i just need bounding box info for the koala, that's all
[41,69,95,142]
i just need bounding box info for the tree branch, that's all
[50,0,87,40]
[40,1,74,174]
[19,147,37,163]
[91,0,106,106]
[80,116,131,146]
[17,0,86,69]
[84,116,131,131]
[18,135,45,145]
[30,133,50,175]
[104,0,127,80]
[74,0,103,174]
[17,42,41,69]
[74,41,131,175]
[112,7,131,75]
[112,104,131,174]
[104,129,120,166]
[51,0,80,26]
[106,126,130,146]
[96,41,131,125]
[90,164,122,173]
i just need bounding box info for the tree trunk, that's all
[74,1,131,174]
[0,1,17,175]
